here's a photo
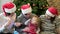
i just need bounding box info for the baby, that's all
[23,15,40,34]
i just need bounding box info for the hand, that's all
[23,27,30,32]
[15,22,22,27]
[5,17,11,27]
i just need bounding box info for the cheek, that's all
[26,15,30,18]
[47,16,50,19]
[46,15,51,19]
[31,21,37,24]
[27,15,30,17]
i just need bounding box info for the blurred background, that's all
[0,0,60,16]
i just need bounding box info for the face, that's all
[6,12,15,16]
[10,12,15,16]
[45,14,51,19]
[31,17,38,25]
[24,13,31,18]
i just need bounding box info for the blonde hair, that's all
[32,15,41,34]
[31,15,41,25]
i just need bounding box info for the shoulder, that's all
[0,13,8,23]
[16,14,24,21]
[17,14,23,18]
[55,15,60,21]
[40,15,46,19]
[55,15,60,22]
[39,15,47,23]
[54,15,60,28]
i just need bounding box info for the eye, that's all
[25,14,28,15]
[6,13,11,16]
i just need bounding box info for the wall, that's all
[0,0,14,13]
[47,0,60,15]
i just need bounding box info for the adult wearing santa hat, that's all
[15,3,36,34]
[40,7,58,34]
[0,2,16,33]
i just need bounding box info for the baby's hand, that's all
[23,27,30,32]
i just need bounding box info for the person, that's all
[0,2,16,33]
[54,15,60,34]
[15,3,36,34]
[40,7,58,34]
[23,15,40,34]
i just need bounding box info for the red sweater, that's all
[25,22,37,34]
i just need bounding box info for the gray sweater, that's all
[40,15,56,34]
[15,13,35,33]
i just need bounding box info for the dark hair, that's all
[50,16,56,23]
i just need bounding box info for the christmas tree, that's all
[13,0,49,16]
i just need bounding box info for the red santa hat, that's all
[2,2,16,14]
[21,4,32,14]
[46,7,58,17]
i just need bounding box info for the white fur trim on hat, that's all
[5,5,16,13]
[45,10,55,17]
[21,7,32,14]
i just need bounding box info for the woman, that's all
[0,2,16,33]
[40,7,58,34]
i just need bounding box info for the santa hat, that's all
[46,7,58,17]
[21,4,32,14]
[2,2,16,14]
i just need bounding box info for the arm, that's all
[0,13,8,32]
[55,21,60,34]
[55,16,60,34]
[24,19,31,25]
[16,14,22,22]
[4,13,16,27]
[12,13,16,21]
[23,24,37,34]
[14,14,23,27]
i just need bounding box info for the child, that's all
[23,15,40,34]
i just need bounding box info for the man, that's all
[15,3,36,34]
[40,7,59,34]
[55,13,60,34]
[0,2,16,33]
